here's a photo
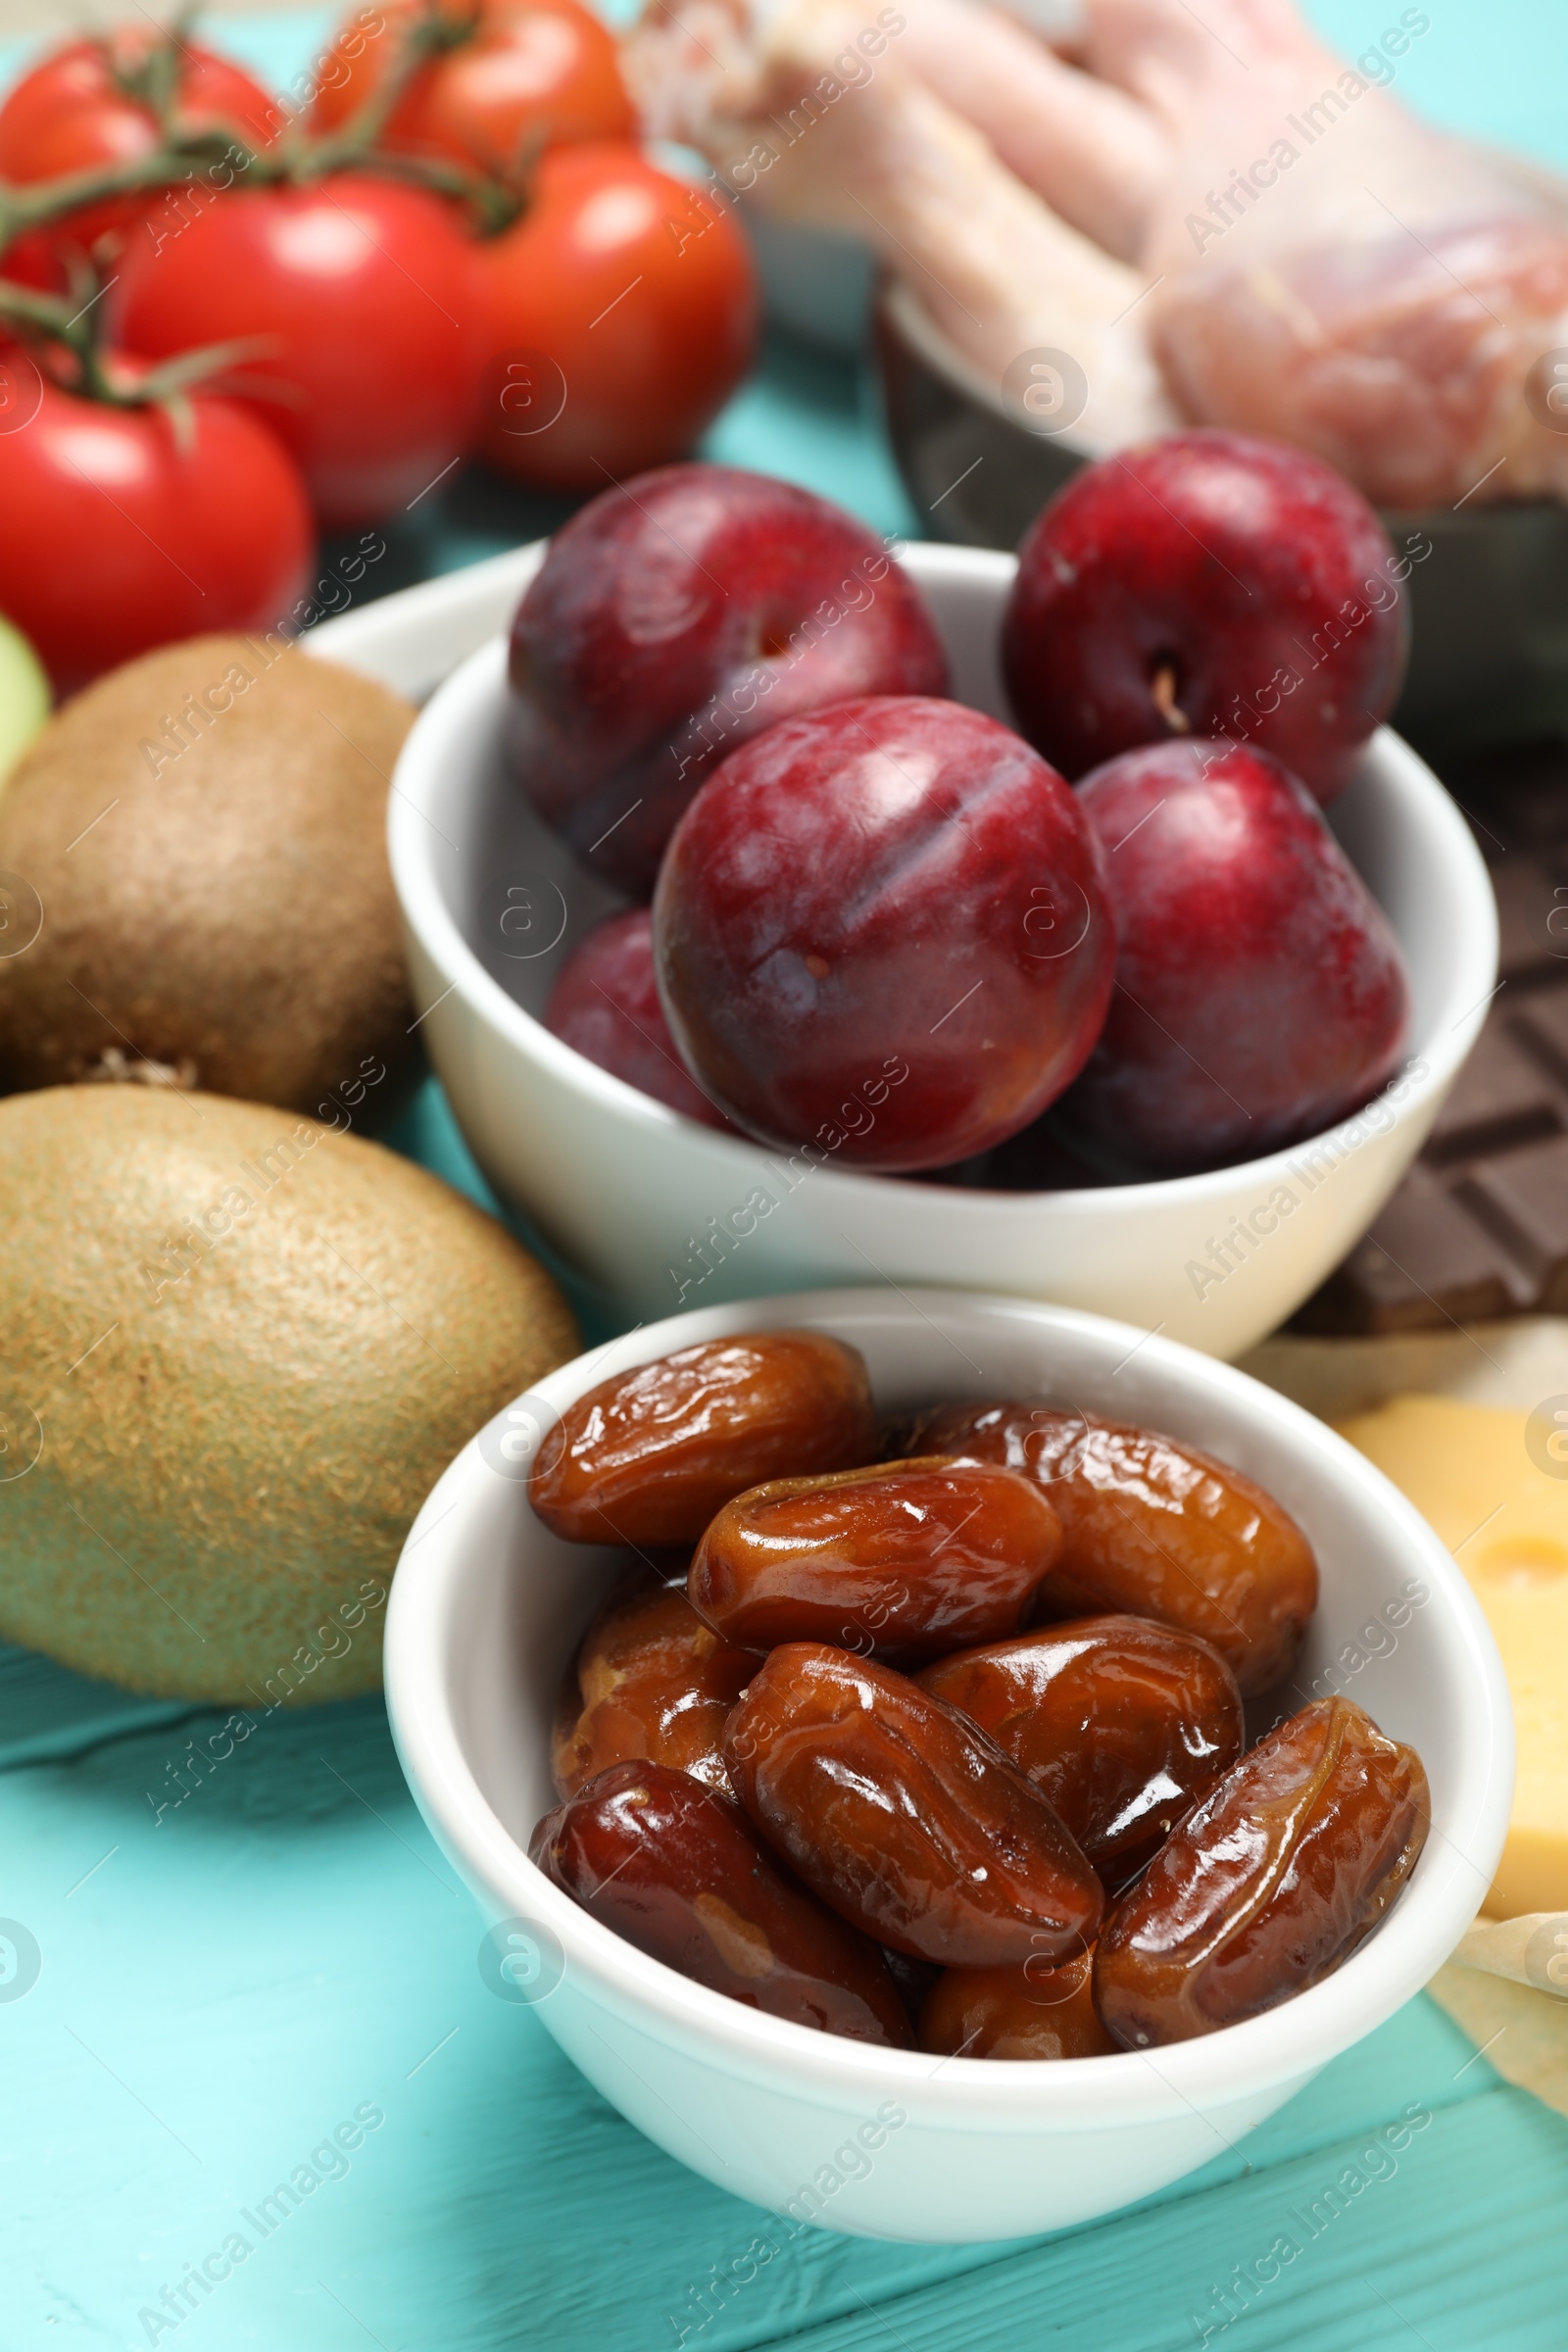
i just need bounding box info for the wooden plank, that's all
[0,1643,192,1772]
[0,1689,1542,2352]
[735,2087,1568,2352]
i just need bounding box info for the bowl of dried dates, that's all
[387,446,1497,1359]
[384,1289,1512,2243]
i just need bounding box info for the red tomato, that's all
[0,31,280,286]
[111,174,484,527]
[0,349,314,694]
[312,0,632,172]
[475,144,758,490]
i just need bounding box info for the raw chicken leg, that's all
[630,0,1568,508]
[625,0,1177,449]
[1081,0,1568,507]
[891,0,1166,259]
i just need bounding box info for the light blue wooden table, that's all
[4,7,1568,2346]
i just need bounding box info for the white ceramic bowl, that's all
[324,539,1497,1359]
[384,1287,1512,2244]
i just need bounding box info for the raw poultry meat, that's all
[627,0,1568,509]
[626,0,1178,452]
[1090,0,1568,509]
[893,0,1167,261]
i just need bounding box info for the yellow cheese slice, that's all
[1335,1394,1568,1919]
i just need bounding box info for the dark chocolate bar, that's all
[1293,741,1568,1334]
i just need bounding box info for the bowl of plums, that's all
[383,1289,1511,2243]
[387,432,1496,1356]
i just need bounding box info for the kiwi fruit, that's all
[0,1085,578,1703]
[0,632,417,1116]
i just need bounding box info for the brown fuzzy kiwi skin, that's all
[0,633,419,1117]
[0,1086,580,1704]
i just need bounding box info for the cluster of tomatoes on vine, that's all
[0,1,759,692]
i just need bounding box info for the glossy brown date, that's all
[919,1615,1245,1882]
[723,1643,1103,1968]
[530,1332,878,1546]
[688,1457,1062,1662]
[880,1944,942,2030]
[919,1948,1116,2061]
[1093,1696,1430,2048]
[552,1568,755,1796]
[530,1759,912,2045]
[909,1400,1318,1694]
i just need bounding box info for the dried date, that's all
[723,1643,1103,1968]
[881,1944,942,2030]
[530,1331,878,1545]
[909,1400,1318,1694]
[919,1615,1244,1882]
[530,1759,912,2045]
[688,1457,1062,1661]
[919,1948,1116,2060]
[1093,1696,1430,2048]
[552,1568,755,1796]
